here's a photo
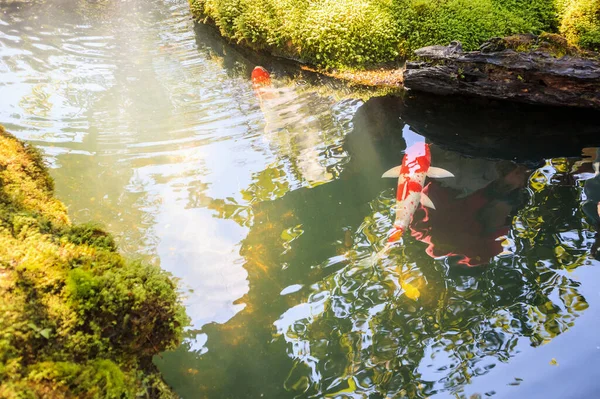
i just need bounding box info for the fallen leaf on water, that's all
[401,281,420,300]
[549,358,559,366]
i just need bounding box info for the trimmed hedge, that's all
[0,126,188,398]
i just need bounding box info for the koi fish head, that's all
[401,142,431,175]
[251,66,271,87]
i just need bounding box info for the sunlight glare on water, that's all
[3,0,600,398]
[0,0,354,327]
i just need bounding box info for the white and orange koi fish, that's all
[372,142,453,298]
[382,142,454,245]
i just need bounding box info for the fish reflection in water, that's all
[251,66,333,186]
[274,141,593,398]
[374,141,453,299]
[411,146,531,266]
[373,141,529,268]
[368,143,529,304]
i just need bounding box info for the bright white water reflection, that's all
[0,0,357,327]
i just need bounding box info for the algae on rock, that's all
[0,125,188,398]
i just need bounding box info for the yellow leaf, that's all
[549,358,559,366]
[401,281,420,300]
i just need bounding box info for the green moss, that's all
[560,0,600,51]
[537,31,578,56]
[394,0,558,56]
[0,125,189,398]
[189,0,600,68]
[478,33,578,57]
[24,360,135,399]
[188,0,559,69]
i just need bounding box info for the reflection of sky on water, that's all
[157,205,248,325]
[126,157,251,326]
[0,0,354,329]
[3,0,600,398]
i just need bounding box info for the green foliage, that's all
[560,0,600,50]
[297,0,400,67]
[25,360,135,398]
[188,0,560,69]
[392,0,551,55]
[494,0,560,31]
[0,126,188,398]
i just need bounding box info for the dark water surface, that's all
[2,1,600,398]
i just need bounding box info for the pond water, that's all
[2,0,600,398]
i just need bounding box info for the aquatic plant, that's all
[0,126,188,398]
[188,0,560,69]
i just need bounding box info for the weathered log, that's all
[403,36,600,109]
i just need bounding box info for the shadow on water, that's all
[360,92,600,164]
[156,69,600,397]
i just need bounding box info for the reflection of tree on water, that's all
[277,152,591,398]
[410,148,530,267]
[158,95,598,398]
[157,96,404,398]
[175,147,592,398]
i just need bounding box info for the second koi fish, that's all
[383,142,454,243]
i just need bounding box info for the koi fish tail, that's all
[373,245,390,263]
[372,232,403,265]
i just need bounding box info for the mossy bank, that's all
[0,126,188,398]
[188,0,600,73]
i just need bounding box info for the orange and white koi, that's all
[382,142,454,244]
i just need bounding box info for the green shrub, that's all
[494,0,560,31]
[393,0,538,54]
[0,125,188,398]
[297,0,400,67]
[188,0,564,69]
[560,0,600,50]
